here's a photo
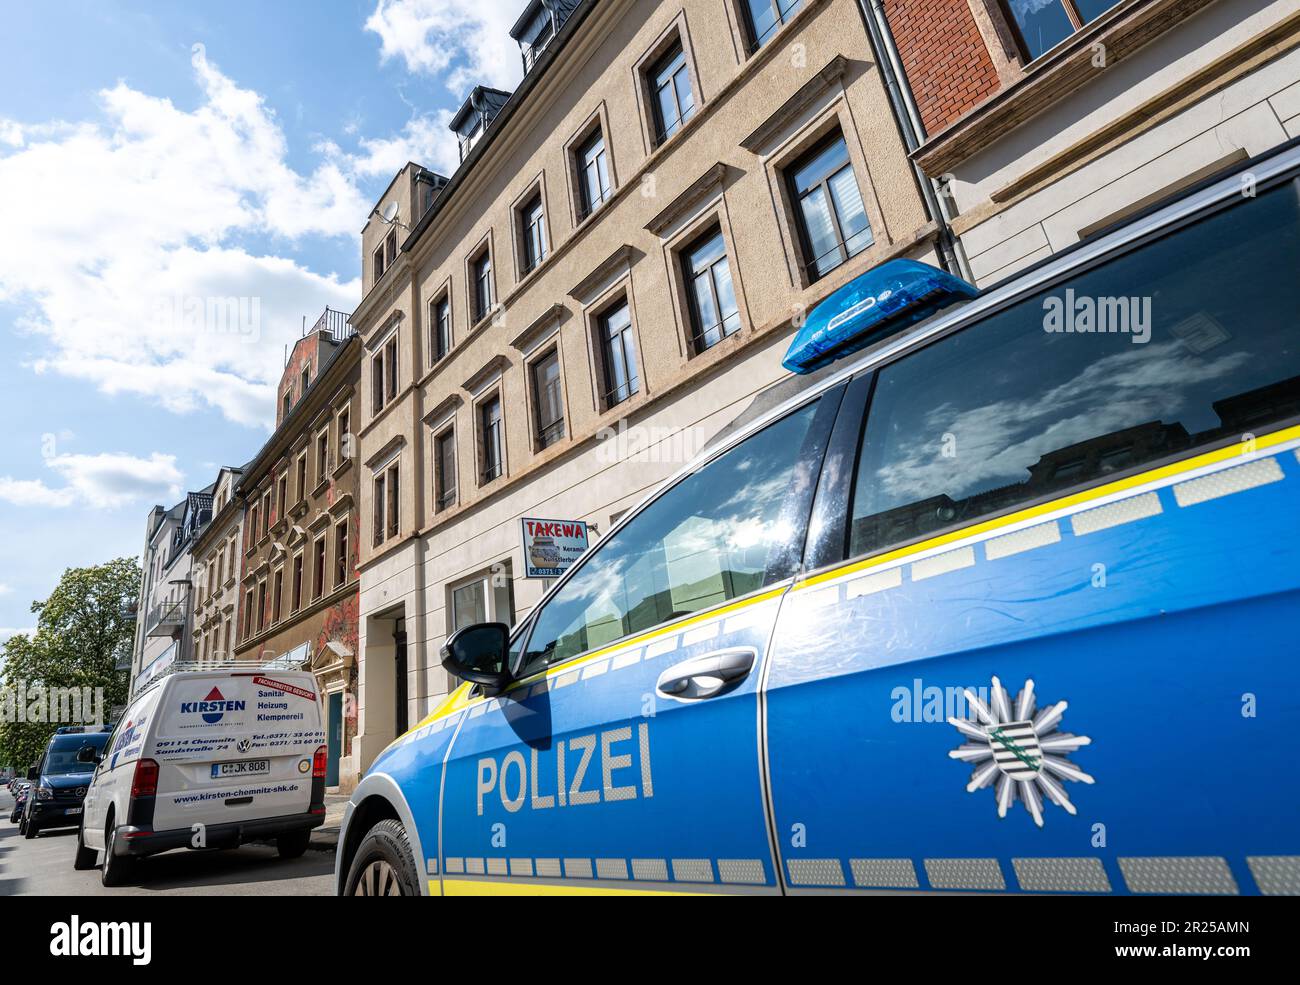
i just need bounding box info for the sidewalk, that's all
[310,791,349,850]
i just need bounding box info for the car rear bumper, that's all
[114,808,325,857]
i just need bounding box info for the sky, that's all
[0,0,530,642]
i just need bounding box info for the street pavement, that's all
[0,788,342,896]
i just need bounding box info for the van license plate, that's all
[211,759,270,778]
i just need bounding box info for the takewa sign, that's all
[520,518,590,579]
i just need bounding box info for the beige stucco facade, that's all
[350,0,938,772]
[916,0,1300,285]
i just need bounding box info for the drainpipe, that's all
[855,0,975,283]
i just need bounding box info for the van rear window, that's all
[848,177,1300,559]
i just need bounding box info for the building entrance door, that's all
[394,618,407,736]
[326,691,342,787]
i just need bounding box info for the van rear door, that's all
[149,672,324,835]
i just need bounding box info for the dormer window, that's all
[518,4,554,73]
[301,363,311,397]
[459,117,484,162]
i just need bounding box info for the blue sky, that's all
[0,0,526,639]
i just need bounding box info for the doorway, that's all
[326,692,342,787]
[394,617,408,736]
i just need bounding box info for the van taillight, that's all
[131,758,159,799]
[312,746,327,779]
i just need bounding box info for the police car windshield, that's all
[44,735,107,775]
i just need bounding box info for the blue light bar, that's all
[782,259,978,374]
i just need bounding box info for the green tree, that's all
[0,557,140,771]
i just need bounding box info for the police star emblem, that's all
[947,676,1094,828]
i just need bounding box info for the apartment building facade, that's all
[232,311,362,790]
[349,0,942,774]
[129,487,214,694]
[879,0,1300,284]
[189,465,245,666]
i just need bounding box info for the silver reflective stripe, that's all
[1173,457,1283,507]
[631,858,669,881]
[984,521,1061,561]
[1247,856,1300,896]
[924,858,1005,891]
[850,858,918,889]
[1071,492,1161,536]
[671,858,714,883]
[718,859,767,885]
[1012,857,1111,893]
[1118,856,1238,895]
[787,858,846,887]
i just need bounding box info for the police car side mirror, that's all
[76,744,101,765]
[441,623,512,696]
[26,766,38,781]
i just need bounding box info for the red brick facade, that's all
[884,0,1001,137]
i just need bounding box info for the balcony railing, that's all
[309,306,356,344]
[146,599,187,638]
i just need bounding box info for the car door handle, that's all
[656,647,757,700]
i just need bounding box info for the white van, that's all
[75,666,327,885]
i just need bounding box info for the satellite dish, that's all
[381,201,399,224]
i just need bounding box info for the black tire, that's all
[100,819,136,887]
[73,818,97,870]
[343,818,420,896]
[22,817,37,839]
[276,829,311,859]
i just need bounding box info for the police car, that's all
[336,141,1300,896]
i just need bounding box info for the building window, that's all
[434,428,457,512]
[272,568,284,624]
[372,244,385,284]
[261,491,271,535]
[276,473,287,520]
[598,299,639,408]
[471,249,494,324]
[1000,0,1119,61]
[296,453,308,503]
[312,536,326,601]
[282,390,292,418]
[386,463,399,540]
[373,333,399,415]
[337,407,350,464]
[451,564,515,631]
[316,430,329,485]
[519,4,554,73]
[531,348,565,449]
[682,227,741,352]
[743,0,802,51]
[480,394,504,484]
[292,553,304,612]
[374,462,400,546]
[788,131,872,281]
[335,520,349,587]
[248,503,259,547]
[650,42,695,143]
[385,229,397,269]
[244,588,255,639]
[520,193,548,274]
[301,363,311,396]
[255,579,267,633]
[431,295,452,364]
[576,129,611,219]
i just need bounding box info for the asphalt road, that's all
[0,789,335,896]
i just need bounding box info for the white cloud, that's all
[348,109,461,178]
[0,451,182,511]
[365,0,524,94]
[0,46,364,430]
[0,584,11,596]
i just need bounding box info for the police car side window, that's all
[521,400,821,673]
[847,178,1300,560]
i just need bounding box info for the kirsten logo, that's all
[49,916,151,965]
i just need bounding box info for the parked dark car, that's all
[23,729,112,839]
[10,779,31,824]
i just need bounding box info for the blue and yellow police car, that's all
[336,140,1300,896]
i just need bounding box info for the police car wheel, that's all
[23,818,37,839]
[345,819,419,896]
